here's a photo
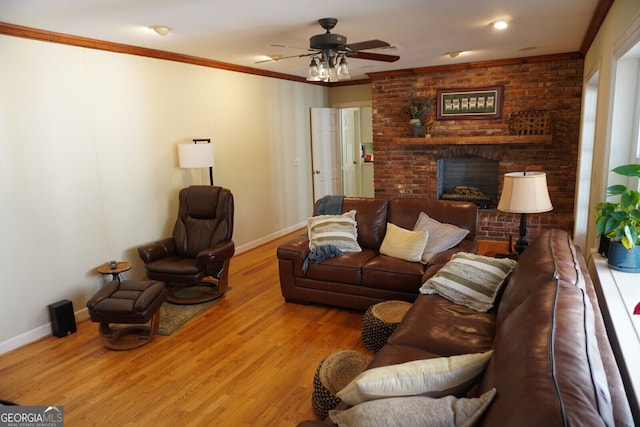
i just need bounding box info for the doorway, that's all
[310,107,374,200]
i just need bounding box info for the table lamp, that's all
[497,171,553,255]
[178,138,214,185]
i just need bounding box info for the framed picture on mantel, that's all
[436,86,504,120]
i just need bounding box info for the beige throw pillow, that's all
[379,223,429,262]
[336,351,493,406]
[413,212,469,263]
[420,252,517,312]
[329,388,497,427]
[307,210,361,253]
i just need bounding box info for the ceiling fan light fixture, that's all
[318,56,330,81]
[337,56,350,79]
[149,25,172,36]
[299,18,398,81]
[307,57,320,81]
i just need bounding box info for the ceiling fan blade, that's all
[271,44,314,52]
[254,52,314,64]
[346,51,400,62]
[344,39,390,52]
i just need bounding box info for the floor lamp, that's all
[178,139,214,185]
[497,171,553,255]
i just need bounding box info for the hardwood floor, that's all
[0,233,503,426]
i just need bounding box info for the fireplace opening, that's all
[437,157,499,209]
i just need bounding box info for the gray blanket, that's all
[316,195,344,215]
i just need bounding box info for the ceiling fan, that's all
[258,18,400,82]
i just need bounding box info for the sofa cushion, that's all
[329,388,496,427]
[379,223,429,262]
[497,229,583,324]
[388,199,477,242]
[304,250,377,285]
[385,294,496,357]
[413,212,469,263]
[361,256,426,293]
[336,351,493,406]
[340,198,389,250]
[308,210,362,253]
[480,230,616,427]
[420,253,517,312]
[479,282,615,427]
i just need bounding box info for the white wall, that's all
[329,83,372,108]
[0,35,327,351]
[581,0,640,252]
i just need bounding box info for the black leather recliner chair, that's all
[138,185,234,304]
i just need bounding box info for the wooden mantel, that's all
[392,135,552,145]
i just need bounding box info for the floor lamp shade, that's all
[497,172,553,213]
[178,143,214,169]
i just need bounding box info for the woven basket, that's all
[311,350,372,419]
[361,301,412,353]
[508,110,550,135]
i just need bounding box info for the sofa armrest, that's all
[277,234,310,271]
[196,240,235,273]
[277,233,311,302]
[138,237,176,263]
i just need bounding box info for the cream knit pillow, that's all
[336,351,493,406]
[379,223,429,262]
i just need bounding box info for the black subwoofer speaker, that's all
[48,299,77,338]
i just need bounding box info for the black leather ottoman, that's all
[87,280,166,350]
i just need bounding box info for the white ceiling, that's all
[0,0,600,81]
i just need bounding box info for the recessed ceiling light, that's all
[149,25,172,36]
[492,20,509,30]
[447,51,463,58]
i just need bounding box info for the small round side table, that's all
[96,261,132,282]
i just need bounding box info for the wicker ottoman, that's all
[361,300,412,352]
[87,280,166,350]
[312,350,372,419]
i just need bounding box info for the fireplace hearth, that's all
[437,157,498,209]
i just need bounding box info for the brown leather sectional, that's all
[277,197,478,311]
[297,229,634,426]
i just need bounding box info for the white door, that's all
[341,108,359,197]
[311,107,342,201]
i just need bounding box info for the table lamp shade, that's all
[178,143,214,168]
[497,172,553,213]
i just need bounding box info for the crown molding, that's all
[0,22,330,86]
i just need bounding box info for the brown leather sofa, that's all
[277,198,478,311]
[298,229,634,426]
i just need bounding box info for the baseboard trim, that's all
[0,308,89,355]
[235,222,305,254]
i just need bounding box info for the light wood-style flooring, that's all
[0,233,505,426]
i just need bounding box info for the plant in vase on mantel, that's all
[401,93,434,137]
[595,163,640,272]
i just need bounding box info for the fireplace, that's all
[437,157,499,208]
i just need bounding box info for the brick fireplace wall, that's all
[369,56,584,243]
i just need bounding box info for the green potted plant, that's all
[595,163,640,272]
[401,93,434,137]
